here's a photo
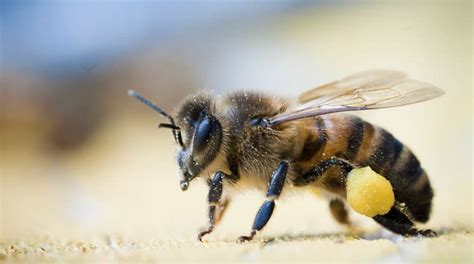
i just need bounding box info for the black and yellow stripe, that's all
[298,117,327,162]
[294,114,433,223]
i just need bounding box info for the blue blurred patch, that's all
[1,0,319,74]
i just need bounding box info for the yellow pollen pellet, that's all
[346,166,395,217]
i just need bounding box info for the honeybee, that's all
[129,70,444,242]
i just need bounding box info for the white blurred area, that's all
[1,0,472,243]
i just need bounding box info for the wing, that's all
[269,70,444,126]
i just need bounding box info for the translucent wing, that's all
[297,70,407,103]
[269,70,444,126]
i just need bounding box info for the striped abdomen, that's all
[295,115,433,223]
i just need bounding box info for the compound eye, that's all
[193,117,215,152]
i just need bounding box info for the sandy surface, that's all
[2,230,473,262]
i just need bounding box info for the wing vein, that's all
[269,70,444,126]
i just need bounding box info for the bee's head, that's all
[128,90,222,191]
[175,94,222,191]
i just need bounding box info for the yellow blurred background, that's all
[1,0,472,261]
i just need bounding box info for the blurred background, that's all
[1,0,472,251]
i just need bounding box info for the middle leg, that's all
[238,161,289,242]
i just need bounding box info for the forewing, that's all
[269,71,444,126]
[298,70,407,104]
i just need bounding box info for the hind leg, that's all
[329,199,350,225]
[373,207,437,237]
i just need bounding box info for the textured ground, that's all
[2,230,473,262]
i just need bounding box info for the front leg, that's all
[198,171,230,242]
[238,161,289,242]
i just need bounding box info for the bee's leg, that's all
[294,158,353,186]
[198,197,231,242]
[329,199,350,225]
[213,197,231,226]
[373,207,437,237]
[198,171,230,242]
[238,161,289,243]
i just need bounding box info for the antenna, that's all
[128,89,184,147]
